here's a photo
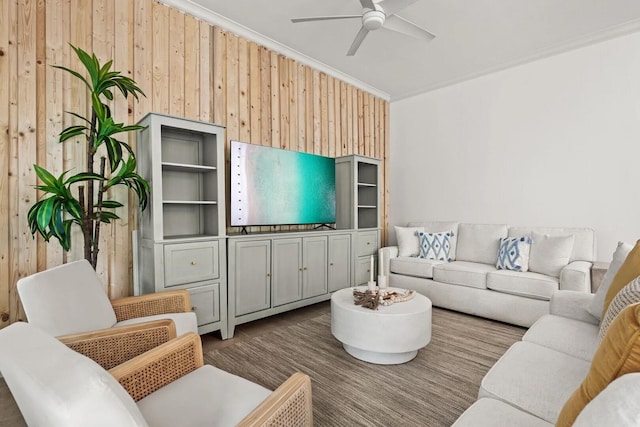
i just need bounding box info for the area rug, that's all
[204,307,525,426]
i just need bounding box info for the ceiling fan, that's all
[291,0,435,56]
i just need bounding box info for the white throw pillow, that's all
[395,226,424,257]
[528,232,574,278]
[496,236,532,272]
[587,241,634,321]
[418,231,453,261]
[573,373,640,427]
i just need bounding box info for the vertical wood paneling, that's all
[3,0,390,326]
[168,8,184,117]
[0,0,11,326]
[199,20,211,122]
[212,27,226,124]
[152,2,169,114]
[238,38,250,142]
[327,75,336,158]
[184,14,200,120]
[249,42,261,144]
[15,0,38,321]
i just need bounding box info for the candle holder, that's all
[377,275,388,289]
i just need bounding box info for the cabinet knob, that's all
[367,242,370,245]
[330,262,334,266]
[266,272,271,277]
[299,268,303,272]
[303,267,308,271]
[191,306,198,311]
[191,260,197,266]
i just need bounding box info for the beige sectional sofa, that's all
[453,241,640,426]
[380,221,596,327]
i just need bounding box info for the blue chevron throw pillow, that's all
[418,231,453,261]
[497,236,532,272]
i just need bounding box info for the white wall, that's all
[390,31,640,261]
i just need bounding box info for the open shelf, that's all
[162,162,217,172]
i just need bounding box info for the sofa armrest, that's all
[237,372,313,427]
[110,332,203,401]
[111,289,192,322]
[550,290,599,325]
[58,319,177,370]
[379,246,398,277]
[559,261,592,293]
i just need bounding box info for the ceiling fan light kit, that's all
[291,0,435,56]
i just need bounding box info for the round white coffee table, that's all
[331,287,432,365]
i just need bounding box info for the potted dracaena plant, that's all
[28,44,149,270]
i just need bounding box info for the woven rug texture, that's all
[204,307,525,427]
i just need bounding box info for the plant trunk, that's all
[91,157,107,270]
[86,110,97,270]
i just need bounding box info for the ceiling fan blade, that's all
[347,26,370,56]
[291,15,361,23]
[359,0,376,10]
[384,15,435,41]
[378,0,419,17]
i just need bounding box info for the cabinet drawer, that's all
[189,283,220,326]
[164,241,219,286]
[357,231,378,256]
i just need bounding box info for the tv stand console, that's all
[226,228,379,338]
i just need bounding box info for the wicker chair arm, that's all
[238,372,313,427]
[111,289,192,322]
[57,320,176,370]
[109,332,203,401]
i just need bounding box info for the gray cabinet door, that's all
[272,238,303,306]
[303,236,328,298]
[234,240,271,316]
[328,234,351,292]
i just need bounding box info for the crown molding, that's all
[157,0,391,101]
[391,18,640,102]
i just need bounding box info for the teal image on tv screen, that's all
[231,140,336,226]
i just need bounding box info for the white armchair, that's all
[0,322,313,427]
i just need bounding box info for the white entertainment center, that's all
[136,113,381,338]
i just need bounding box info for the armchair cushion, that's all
[138,365,271,427]
[17,259,117,336]
[0,322,147,427]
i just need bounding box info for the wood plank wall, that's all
[0,0,389,326]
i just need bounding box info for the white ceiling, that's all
[176,0,640,100]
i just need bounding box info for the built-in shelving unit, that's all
[335,155,381,285]
[135,113,227,337]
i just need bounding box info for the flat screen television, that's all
[230,140,336,227]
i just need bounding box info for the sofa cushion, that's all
[587,241,633,320]
[528,232,574,278]
[456,223,508,265]
[508,226,595,263]
[418,231,453,261]
[496,236,532,272]
[389,256,446,279]
[557,303,640,427]
[603,240,640,318]
[407,221,460,260]
[395,226,424,257]
[487,270,558,301]
[522,314,600,361]
[452,398,553,427]
[480,341,590,424]
[573,373,640,427]
[433,261,496,289]
[138,365,271,427]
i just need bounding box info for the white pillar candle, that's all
[370,254,374,282]
[380,251,384,276]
